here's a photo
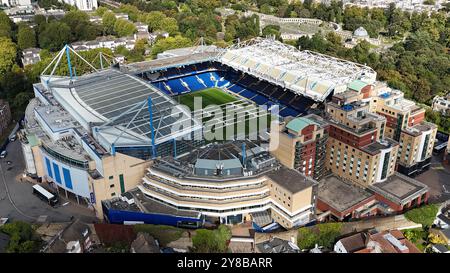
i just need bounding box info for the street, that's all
[0,140,97,223]
[415,152,450,203]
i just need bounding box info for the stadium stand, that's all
[148,61,315,117]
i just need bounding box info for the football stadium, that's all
[21,37,386,229]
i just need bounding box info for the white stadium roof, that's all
[219,37,376,102]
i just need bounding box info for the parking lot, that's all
[0,140,97,224]
[415,152,450,203]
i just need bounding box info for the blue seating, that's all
[182,75,205,91]
[166,78,189,94]
[280,107,300,117]
[197,72,216,87]
[147,62,313,117]
[252,95,268,105]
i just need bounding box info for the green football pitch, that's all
[175,87,272,141]
[175,87,238,110]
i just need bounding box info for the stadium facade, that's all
[20,38,435,229]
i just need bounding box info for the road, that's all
[0,140,97,223]
[415,152,450,203]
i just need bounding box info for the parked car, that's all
[0,151,6,158]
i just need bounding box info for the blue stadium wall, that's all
[103,206,203,227]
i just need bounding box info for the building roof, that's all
[318,175,374,213]
[369,173,428,205]
[286,117,318,133]
[337,232,367,253]
[432,244,449,253]
[266,167,316,193]
[347,79,368,92]
[353,27,369,37]
[256,237,300,253]
[130,232,160,253]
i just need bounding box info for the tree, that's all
[0,221,40,253]
[62,10,98,41]
[114,19,137,37]
[38,21,71,51]
[95,6,108,16]
[102,11,117,35]
[161,17,179,36]
[143,11,166,32]
[151,35,192,57]
[0,11,13,39]
[17,24,37,50]
[0,38,17,76]
[262,25,281,39]
[192,225,231,253]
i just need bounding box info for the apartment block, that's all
[270,114,329,180]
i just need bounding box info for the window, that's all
[110,184,115,188]
[111,192,116,197]
[109,175,114,180]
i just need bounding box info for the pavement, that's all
[0,140,97,224]
[415,152,450,203]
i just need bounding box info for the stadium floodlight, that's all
[41,44,99,84]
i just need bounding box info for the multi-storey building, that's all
[60,0,97,11]
[325,92,397,187]
[316,90,428,220]
[371,84,435,175]
[397,122,437,176]
[372,86,426,142]
[270,114,329,180]
[104,142,318,230]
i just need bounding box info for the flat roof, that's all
[347,79,369,92]
[318,175,374,212]
[369,173,428,205]
[265,167,316,193]
[361,138,398,155]
[286,117,318,133]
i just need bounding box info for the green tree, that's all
[0,11,13,38]
[151,35,192,57]
[0,221,40,253]
[114,19,137,37]
[62,10,98,41]
[17,24,37,50]
[161,17,179,36]
[143,11,166,32]
[262,25,281,39]
[38,21,71,51]
[0,38,17,76]
[102,11,117,35]
[95,6,108,16]
[192,225,231,253]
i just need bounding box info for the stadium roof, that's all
[219,37,376,102]
[46,68,201,149]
